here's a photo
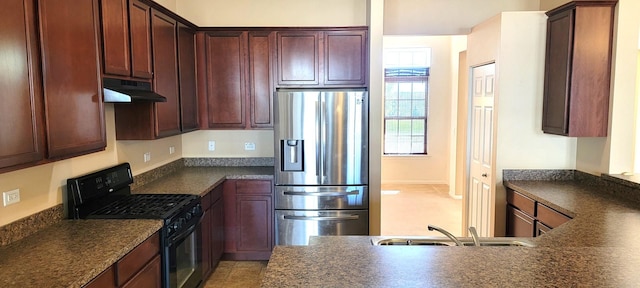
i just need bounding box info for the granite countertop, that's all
[132,166,274,196]
[0,219,162,288]
[261,179,640,287]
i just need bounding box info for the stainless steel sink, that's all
[371,237,536,247]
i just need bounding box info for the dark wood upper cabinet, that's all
[38,0,106,159]
[101,0,152,79]
[151,9,181,137]
[542,1,616,137]
[248,31,275,128]
[0,0,46,171]
[323,30,367,86]
[276,31,320,86]
[204,31,248,128]
[276,28,368,88]
[177,23,199,132]
[128,0,153,79]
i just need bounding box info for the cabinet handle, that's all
[482,173,488,177]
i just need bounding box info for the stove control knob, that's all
[185,212,192,220]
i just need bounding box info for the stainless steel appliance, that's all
[274,89,369,245]
[66,163,203,288]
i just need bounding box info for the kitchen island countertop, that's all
[262,179,640,287]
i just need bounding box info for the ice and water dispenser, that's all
[281,139,303,171]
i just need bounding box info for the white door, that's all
[467,63,495,237]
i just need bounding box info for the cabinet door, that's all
[236,194,273,256]
[211,193,225,265]
[542,9,572,135]
[100,0,130,77]
[200,205,212,278]
[323,30,367,86]
[276,31,320,86]
[38,0,106,159]
[0,0,45,170]
[177,23,199,132]
[151,10,181,137]
[248,31,275,128]
[535,221,552,237]
[205,31,247,128]
[129,0,153,79]
[506,205,535,237]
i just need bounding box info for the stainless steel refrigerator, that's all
[274,89,369,246]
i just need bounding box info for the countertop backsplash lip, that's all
[0,204,64,247]
[183,157,274,167]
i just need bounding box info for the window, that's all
[383,48,431,155]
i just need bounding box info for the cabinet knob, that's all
[481,173,488,177]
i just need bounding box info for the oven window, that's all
[169,225,202,288]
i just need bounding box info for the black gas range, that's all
[67,163,203,288]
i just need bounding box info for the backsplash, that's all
[0,204,64,246]
[184,157,274,167]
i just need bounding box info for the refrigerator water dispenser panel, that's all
[282,139,304,171]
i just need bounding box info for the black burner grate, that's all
[89,194,198,219]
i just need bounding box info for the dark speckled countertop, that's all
[132,166,274,196]
[261,178,640,287]
[0,219,162,288]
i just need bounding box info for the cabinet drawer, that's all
[236,180,272,195]
[116,232,160,286]
[506,188,535,216]
[536,203,571,229]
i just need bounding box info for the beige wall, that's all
[465,12,577,236]
[181,130,274,158]
[384,0,540,35]
[539,0,570,11]
[176,0,367,27]
[381,36,463,185]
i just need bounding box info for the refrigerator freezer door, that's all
[275,210,369,245]
[275,185,368,210]
[274,90,368,186]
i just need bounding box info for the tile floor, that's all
[203,184,462,286]
[203,260,268,288]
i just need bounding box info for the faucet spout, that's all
[468,226,481,246]
[427,225,463,246]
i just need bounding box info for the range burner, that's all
[88,194,198,219]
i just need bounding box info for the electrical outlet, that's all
[143,152,151,162]
[3,189,20,206]
[244,142,256,151]
[208,141,215,151]
[169,146,175,154]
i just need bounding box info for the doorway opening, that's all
[380,35,466,237]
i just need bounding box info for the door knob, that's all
[481,173,488,177]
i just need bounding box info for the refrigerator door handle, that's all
[320,99,327,183]
[283,215,360,221]
[283,190,360,197]
[315,100,322,180]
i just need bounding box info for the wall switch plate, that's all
[208,141,215,151]
[3,189,20,206]
[169,146,175,154]
[244,142,256,151]
[143,152,151,162]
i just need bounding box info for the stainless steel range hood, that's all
[103,77,167,103]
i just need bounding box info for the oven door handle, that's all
[283,190,359,197]
[283,215,360,221]
[168,214,203,245]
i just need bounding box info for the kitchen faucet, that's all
[468,226,481,246]
[427,225,463,246]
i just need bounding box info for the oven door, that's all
[165,219,203,288]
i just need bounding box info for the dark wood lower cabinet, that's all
[506,205,535,237]
[202,184,224,279]
[223,180,273,260]
[506,188,573,237]
[84,232,160,288]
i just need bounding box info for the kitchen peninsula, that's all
[261,171,640,287]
